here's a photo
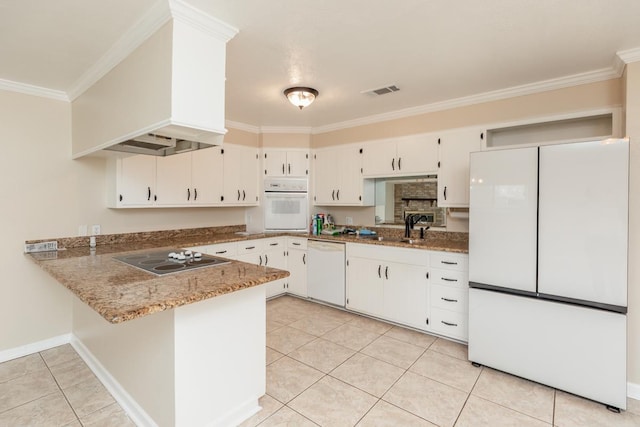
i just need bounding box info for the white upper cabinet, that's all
[362,134,439,177]
[155,152,193,205]
[313,145,374,206]
[191,147,224,205]
[108,155,157,207]
[153,148,224,206]
[263,149,309,177]
[223,144,259,205]
[437,128,483,207]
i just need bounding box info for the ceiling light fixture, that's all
[284,87,319,110]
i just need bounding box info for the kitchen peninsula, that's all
[26,226,290,427]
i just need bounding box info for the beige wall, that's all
[225,127,259,147]
[312,79,622,147]
[260,133,311,148]
[624,64,640,387]
[1,90,247,352]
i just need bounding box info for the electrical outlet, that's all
[24,241,58,253]
[91,224,101,235]
[346,216,354,225]
[78,225,88,236]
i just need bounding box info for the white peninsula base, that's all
[71,285,266,427]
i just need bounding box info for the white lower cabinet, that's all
[235,238,287,298]
[429,253,469,341]
[346,256,385,316]
[286,237,307,297]
[346,243,430,331]
[346,242,469,341]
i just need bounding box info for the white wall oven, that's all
[263,178,309,232]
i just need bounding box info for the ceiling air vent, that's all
[361,85,400,96]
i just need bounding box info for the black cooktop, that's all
[113,249,230,276]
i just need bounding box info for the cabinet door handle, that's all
[194,188,197,201]
[441,297,458,302]
[288,163,291,174]
[442,277,458,282]
[292,242,301,246]
[391,158,395,171]
[378,265,381,278]
[265,254,268,265]
[243,190,246,201]
[215,250,227,254]
[282,163,285,175]
[303,253,306,264]
[147,187,151,201]
[259,255,263,265]
[398,157,402,170]
[444,186,447,200]
[441,261,458,265]
[119,194,123,202]
[385,266,389,280]
[336,189,340,200]
[246,246,256,250]
[441,320,458,327]
[187,188,191,201]
[270,242,278,246]
[332,190,335,200]
[237,189,241,201]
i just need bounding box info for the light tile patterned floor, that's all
[0,344,134,426]
[245,296,640,427]
[1,295,639,426]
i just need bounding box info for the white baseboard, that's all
[628,382,640,401]
[209,398,261,427]
[0,334,71,363]
[70,336,157,427]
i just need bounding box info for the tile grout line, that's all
[39,351,83,425]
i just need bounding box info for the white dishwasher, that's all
[307,240,346,307]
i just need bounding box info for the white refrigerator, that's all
[468,138,629,410]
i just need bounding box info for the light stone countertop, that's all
[25,226,467,324]
[27,244,289,324]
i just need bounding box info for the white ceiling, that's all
[2,0,640,130]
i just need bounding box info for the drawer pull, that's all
[441,297,458,303]
[292,242,301,246]
[246,246,256,250]
[215,250,227,254]
[441,320,458,327]
[441,277,458,282]
[270,243,278,246]
[441,261,458,265]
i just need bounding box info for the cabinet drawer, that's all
[263,237,285,251]
[287,237,307,250]
[430,252,468,271]
[431,308,468,341]
[431,268,468,288]
[431,285,468,313]
[205,243,237,258]
[237,239,265,255]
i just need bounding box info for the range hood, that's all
[105,130,220,157]
[71,1,238,158]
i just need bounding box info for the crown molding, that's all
[169,0,238,42]
[312,65,622,134]
[260,126,313,134]
[67,0,172,100]
[617,47,640,65]
[0,78,68,101]
[225,120,260,134]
